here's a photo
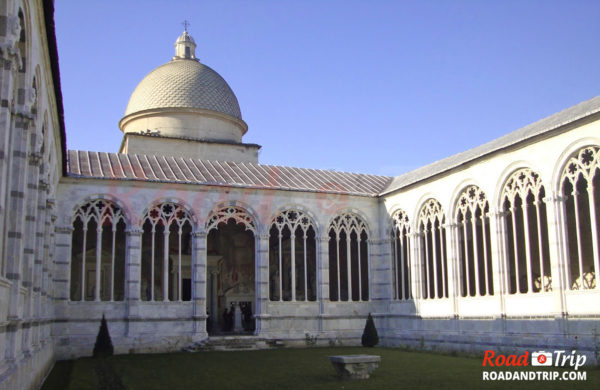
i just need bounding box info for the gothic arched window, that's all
[391,209,411,300]
[560,146,599,290]
[454,186,494,297]
[417,199,448,299]
[501,169,551,294]
[328,212,369,301]
[141,202,193,302]
[268,210,317,301]
[70,199,126,301]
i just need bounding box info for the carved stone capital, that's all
[0,16,22,62]
[318,236,331,243]
[38,179,49,191]
[544,193,567,203]
[193,230,208,238]
[46,198,56,209]
[12,106,34,120]
[28,152,42,166]
[55,225,74,234]
[125,227,144,235]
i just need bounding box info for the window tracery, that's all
[328,212,369,301]
[454,186,494,297]
[268,210,317,301]
[417,199,448,299]
[560,146,599,290]
[141,202,193,301]
[391,209,411,300]
[70,199,126,301]
[206,206,256,233]
[501,169,551,294]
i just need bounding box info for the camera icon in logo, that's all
[532,351,553,366]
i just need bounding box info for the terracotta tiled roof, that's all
[67,150,392,197]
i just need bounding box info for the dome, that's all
[176,30,195,44]
[124,59,242,119]
[119,30,248,147]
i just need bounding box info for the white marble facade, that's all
[1,1,599,389]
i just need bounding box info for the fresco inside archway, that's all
[206,219,255,334]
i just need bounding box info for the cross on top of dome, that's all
[174,22,197,61]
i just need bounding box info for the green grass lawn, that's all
[41,347,599,390]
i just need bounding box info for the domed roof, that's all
[124,60,242,119]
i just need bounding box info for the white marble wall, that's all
[53,181,382,357]
[379,121,600,363]
[0,1,63,389]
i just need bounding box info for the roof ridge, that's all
[381,94,600,195]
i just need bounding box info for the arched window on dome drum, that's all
[391,210,411,300]
[417,199,448,299]
[328,213,369,302]
[141,203,193,302]
[560,146,600,290]
[268,210,317,301]
[501,169,551,294]
[454,186,494,297]
[70,200,126,301]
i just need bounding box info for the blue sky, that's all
[54,1,600,176]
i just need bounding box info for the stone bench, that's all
[328,355,381,379]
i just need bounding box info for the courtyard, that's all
[41,347,599,389]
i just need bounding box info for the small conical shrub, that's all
[361,313,379,347]
[93,314,114,358]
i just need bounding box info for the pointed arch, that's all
[267,204,321,237]
[453,185,494,297]
[140,202,193,302]
[500,168,551,294]
[206,205,256,234]
[268,209,317,301]
[70,199,127,301]
[205,204,257,333]
[559,145,599,290]
[391,208,411,300]
[328,211,369,301]
[417,198,448,299]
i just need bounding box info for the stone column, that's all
[544,193,568,328]
[444,223,459,317]
[254,233,269,334]
[31,177,47,351]
[39,194,54,347]
[51,222,73,346]
[317,235,330,332]
[20,152,41,355]
[369,238,392,302]
[192,230,207,337]
[125,227,142,336]
[409,232,422,312]
[488,210,506,314]
[0,54,18,279]
[4,112,31,363]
